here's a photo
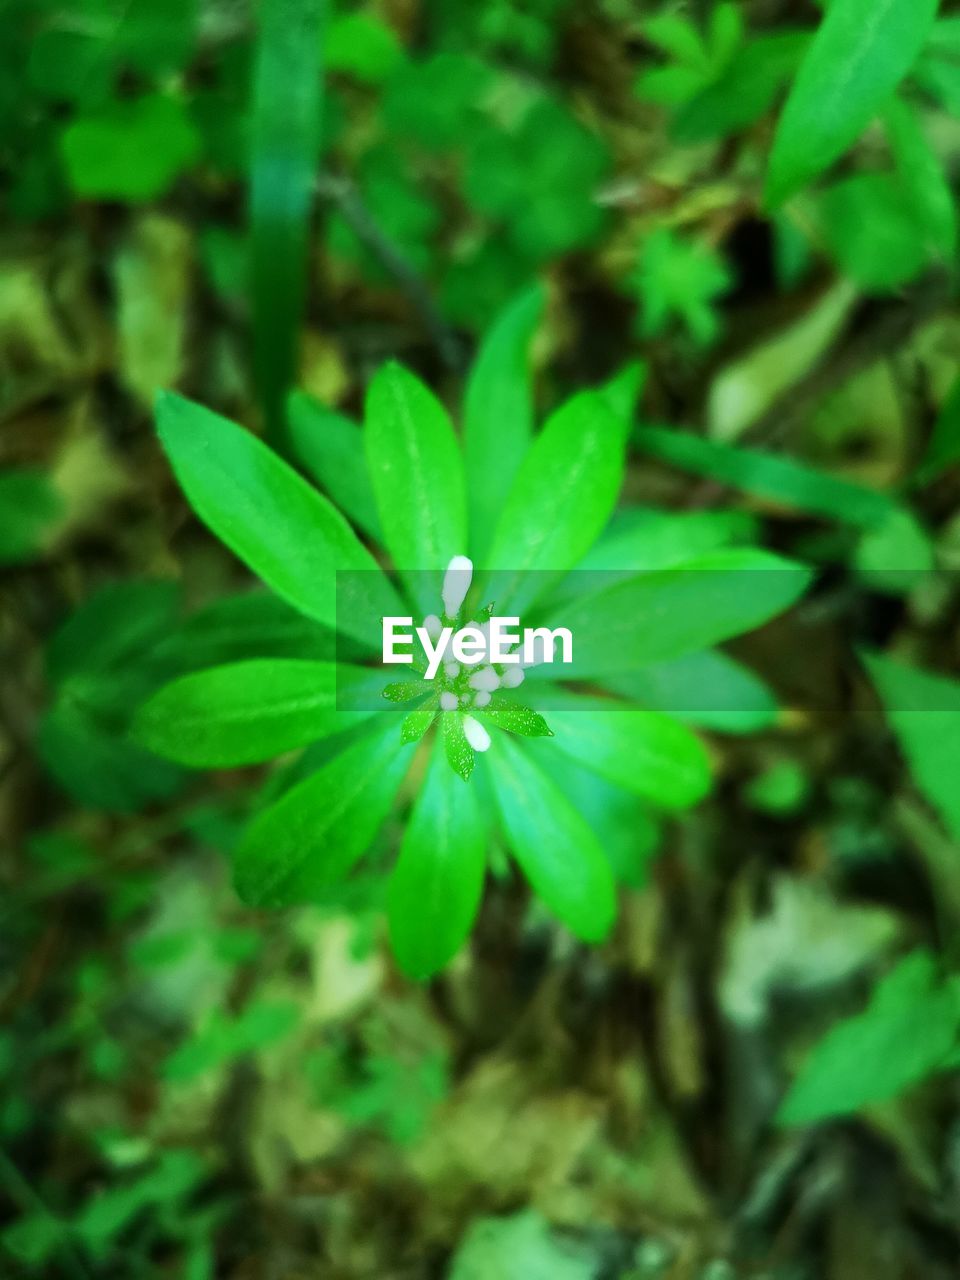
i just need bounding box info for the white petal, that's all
[468,666,500,693]
[423,613,442,641]
[473,690,492,708]
[462,715,491,752]
[501,666,525,689]
[439,691,459,712]
[442,555,473,617]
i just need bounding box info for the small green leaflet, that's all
[155,392,400,647]
[233,723,412,906]
[387,737,487,979]
[863,652,960,842]
[487,735,616,943]
[401,704,437,744]
[133,659,377,767]
[364,361,467,611]
[474,699,553,739]
[464,282,543,560]
[442,710,475,782]
[765,0,941,207]
[779,951,960,1125]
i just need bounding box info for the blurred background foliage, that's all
[4,0,960,1276]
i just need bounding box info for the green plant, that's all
[130,289,811,980]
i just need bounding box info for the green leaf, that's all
[673,32,810,144]
[464,283,544,559]
[46,580,180,684]
[474,699,553,739]
[0,468,62,565]
[487,734,616,942]
[154,590,337,669]
[38,700,183,813]
[854,507,935,594]
[575,505,757,576]
[778,951,960,1125]
[816,172,928,291]
[765,0,940,207]
[522,739,660,889]
[401,703,437,744]
[288,392,382,540]
[133,659,377,767]
[164,1000,299,1082]
[630,228,732,345]
[388,738,486,978]
[864,652,960,842]
[156,391,400,646]
[885,96,957,262]
[442,711,475,781]
[545,699,711,810]
[61,94,200,200]
[633,427,896,529]
[486,390,626,614]
[547,550,812,677]
[365,362,468,609]
[249,0,324,438]
[325,11,404,83]
[383,680,432,703]
[234,722,412,906]
[600,649,779,735]
[917,376,960,483]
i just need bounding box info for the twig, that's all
[317,173,465,371]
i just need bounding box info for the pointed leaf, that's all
[365,362,467,609]
[864,652,960,842]
[388,737,487,978]
[234,722,411,906]
[547,550,811,677]
[778,951,960,1125]
[287,392,383,540]
[156,391,399,647]
[133,659,377,767]
[442,710,475,781]
[486,390,626,614]
[765,0,940,207]
[464,283,543,558]
[546,700,710,810]
[474,698,553,739]
[401,703,437,744]
[487,734,616,942]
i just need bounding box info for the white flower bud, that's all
[501,666,525,689]
[468,666,500,693]
[442,555,473,617]
[462,715,491,753]
[443,661,461,679]
[439,691,459,712]
[423,614,442,641]
[473,690,492,708]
